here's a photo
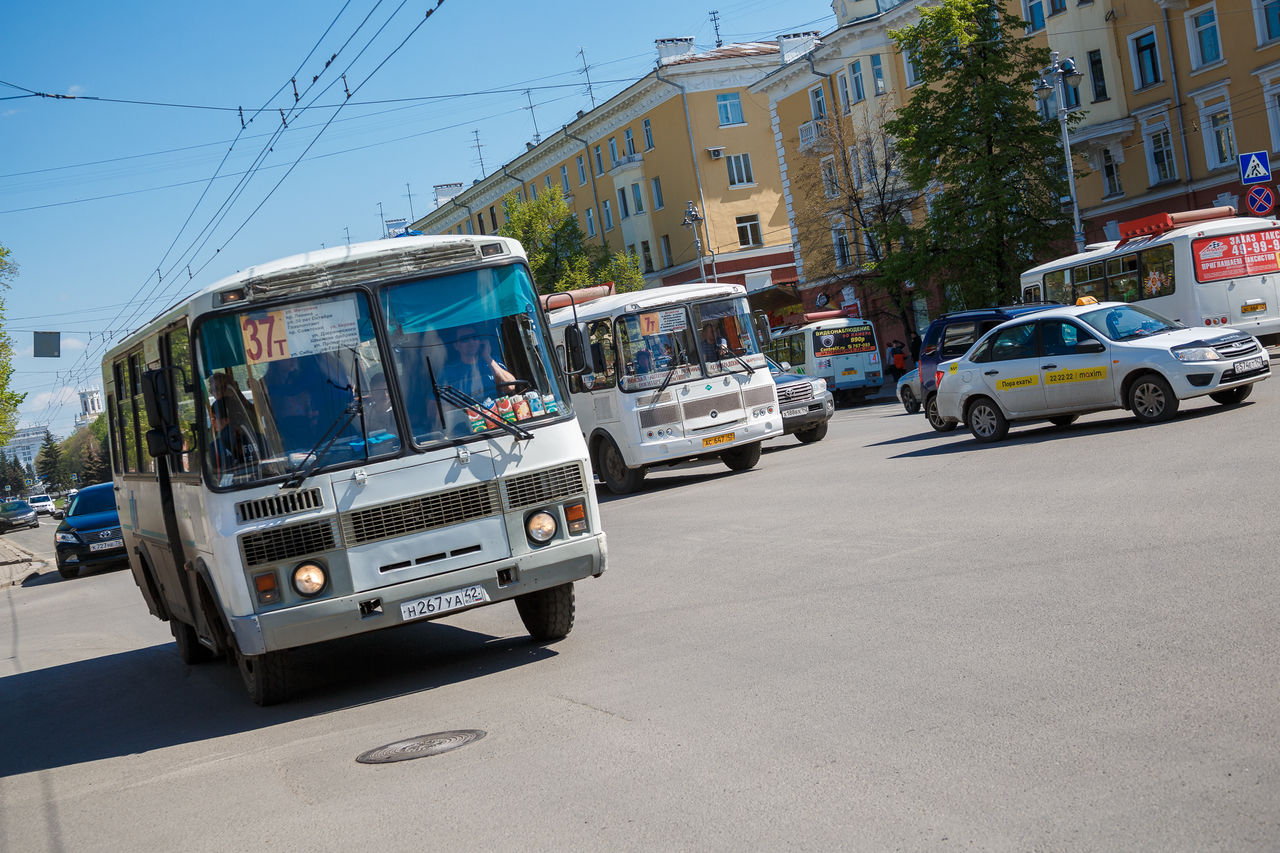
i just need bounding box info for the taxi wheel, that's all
[598,437,645,494]
[1049,415,1078,428]
[1209,384,1252,406]
[966,397,1009,442]
[900,386,921,414]
[925,393,958,432]
[1129,374,1179,423]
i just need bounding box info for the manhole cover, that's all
[356,729,486,764]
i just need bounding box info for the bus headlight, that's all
[526,511,557,543]
[292,561,328,597]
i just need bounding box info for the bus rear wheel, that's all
[516,582,575,642]
[236,647,291,706]
[598,437,645,494]
[721,441,762,471]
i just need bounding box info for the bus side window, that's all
[1106,254,1140,303]
[571,319,617,393]
[1140,245,1175,299]
[165,325,198,474]
[1045,269,1072,304]
[1073,262,1105,303]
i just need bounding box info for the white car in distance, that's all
[27,494,55,515]
[934,301,1270,442]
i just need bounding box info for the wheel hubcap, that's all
[1135,383,1164,417]
[972,405,997,436]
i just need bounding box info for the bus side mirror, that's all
[141,368,185,457]
[563,327,586,374]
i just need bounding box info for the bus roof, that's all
[1022,214,1280,279]
[775,316,873,335]
[546,281,747,326]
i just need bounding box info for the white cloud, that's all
[67,85,83,96]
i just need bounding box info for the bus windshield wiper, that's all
[280,397,360,490]
[437,384,533,441]
[720,347,756,375]
[651,351,688,401]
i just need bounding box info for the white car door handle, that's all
[984,370,998,376]
[1042,364,1057,370]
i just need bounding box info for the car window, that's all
[68,489,117,516]
[1,501,27,512]
[988,323,1038,362]
[939,322,980,358]
[1040,320,1097,356]
[30,495,49,502]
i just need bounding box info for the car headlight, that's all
[56,532,79,544]
[811,380,826,396]
[526,510,557,543]
[291,561,328,597]
[1174,346,1222,362]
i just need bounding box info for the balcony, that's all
[798,119,830,153]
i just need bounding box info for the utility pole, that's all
[344,226,351,245]
[471,129,487,177]
[524,90,541,145]
[710,10,723,48]
[377,201,385,239]
[404,183,415,222]
[577,48,596,109]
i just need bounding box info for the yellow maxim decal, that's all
[996,375,1039,391]
[948,364,958,373]
[1044,366,1108,385]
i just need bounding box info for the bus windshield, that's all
[382,263,567,444]
[694,296,760,375]
[616,305,699,392]
[196,292,398,488]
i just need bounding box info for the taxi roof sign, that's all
[1075,296,1099,305]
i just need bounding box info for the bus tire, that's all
[516,582,575,642]
[795,421,827,443]
[721,441,762,471]
[599,437,645,494]
[1128,373,1179,423]
[1210,384,1252,405]
[236,648,291,706]
[171,618,216,665]
[925,393,958,432]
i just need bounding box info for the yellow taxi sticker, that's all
[1044,366,1108,385]
[996,375,1039,391]
[948,364,958,374]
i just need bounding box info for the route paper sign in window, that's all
[1193,229,1280,283]
[240,296,361,365]
[638,308,688,336]
[812,324,875,357]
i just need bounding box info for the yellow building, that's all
[410,38,799,306]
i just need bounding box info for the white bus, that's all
[546,282,781,494]
[1021,207,1280,344]
[103,235,606,705]
[762,314,882,404]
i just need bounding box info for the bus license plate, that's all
[1242,302,1267,314]
[702,433,735,448]
[841,368,858,375]
[1234,356,1265,374]
[89,539,123,552]
[400,584,489,623]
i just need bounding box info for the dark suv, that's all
[919,304,1059,431]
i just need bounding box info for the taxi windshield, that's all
[1080,304,1180,341]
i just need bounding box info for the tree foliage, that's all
[36,429,68,490]
[0,245,26,445]
[885,0,1071,308]
[498,188,644,293]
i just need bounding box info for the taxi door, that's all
[1037,319,1115,410]
[973,321,1046,416]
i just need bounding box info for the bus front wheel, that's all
[172,619,216,665]
[236,647,291,706]
[516,582,575,642]
[721,441,762,471]
[598,437,645,494]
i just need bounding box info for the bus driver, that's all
[439,326,519,400]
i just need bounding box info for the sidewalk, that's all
[0,534,44,587]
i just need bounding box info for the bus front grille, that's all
[241,519,338,568]
[638,404,682,428]
[341,481,501,547]
[682,391,743,420]
[742,386,777,407]
[502,463,585,511]
[235,488,324,524]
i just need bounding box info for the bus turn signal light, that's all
[565,501,588,534]
[253,571,281,605]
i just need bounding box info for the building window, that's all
[871,54,886,95]
[660,234,673,267]
[631,183,644,214]
[529,184,537,201]
[624,128,636,156]
[904,49,923,87]
[643,118,654,149]
[586,207,597,237]
[1048,0,1065,14]
[1102,148,1123,197]
[832,225,852,267]
[594,145,604,175]
[821,156,840,197]
[602,199,614,231]
[1024,0,1045,31]
[618,188,630,219]
[848,146,862,189]
[640,240,655,273]
[1204,104,1236,169]
[717,92,745,126]
[809,85,827,120]
[1130,29,1162,89]
[477,213,486,235]
[651,176,664,210]
[545,175,553,190]
[608,137,619,166]
[1146,125,1177,184]
[851,61,865,103]
[577,155,587,184]
[1256,0,1280,44]
[727,153,754,187]
[1186,5,1221,68]
[561,165,570,193]
[1087,50,1108,101]
[736,215,762,247]
[836,72,851,113]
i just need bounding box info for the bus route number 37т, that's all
[103,235,606,705]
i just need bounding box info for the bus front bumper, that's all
[227,532,607,655]
[631,418,781,466]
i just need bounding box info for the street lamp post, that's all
[681,201,708,282]
[1036,51,1085,253]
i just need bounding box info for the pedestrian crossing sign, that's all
[1240,151,1271,185]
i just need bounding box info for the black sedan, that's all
[0,499,40,533]
[54,483,126,580]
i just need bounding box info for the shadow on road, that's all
[0,619,555,777]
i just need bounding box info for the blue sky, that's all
[1,0,834,439]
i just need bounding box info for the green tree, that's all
[36,429,67,490]
[885,0,1071,308]
[81,437,112,486]
[0,245,26,445]
[498,188,644,293]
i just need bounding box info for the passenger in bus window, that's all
[700,323,729,362]
[210,399,258,476]
[440,326,519,400]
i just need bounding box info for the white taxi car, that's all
[934,300,1269,442]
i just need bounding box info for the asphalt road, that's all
[3,381,1279,851]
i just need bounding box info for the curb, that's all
[0,538,46,587]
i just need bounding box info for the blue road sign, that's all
[1240,151,1272,185]
[1247,185,1275,215]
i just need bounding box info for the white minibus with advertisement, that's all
[1020,207,1280,344]
[104,235,606,704]
[546,282,781,494]
[763,313,882,404]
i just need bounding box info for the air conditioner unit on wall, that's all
[707,146,725,160]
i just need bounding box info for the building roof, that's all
[662,42,780,66]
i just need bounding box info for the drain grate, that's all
[356,729,486,764]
